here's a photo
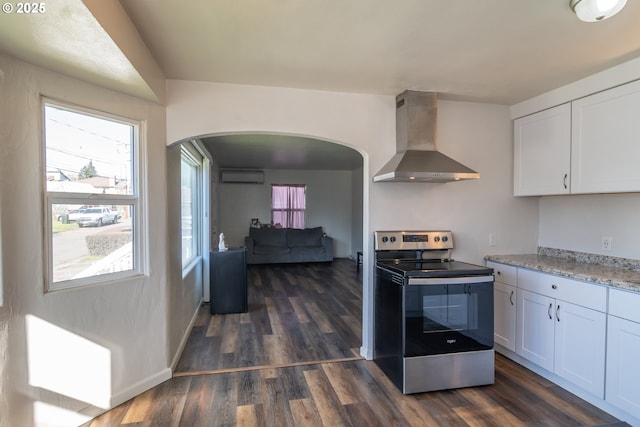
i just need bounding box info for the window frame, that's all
[42,98,145,292]
[180,143,202,273]
[271,184,306,229]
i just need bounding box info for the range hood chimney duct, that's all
[373,90,480,183]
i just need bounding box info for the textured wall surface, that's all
[0,53,170,426]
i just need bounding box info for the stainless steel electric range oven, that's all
[374,230,495,394]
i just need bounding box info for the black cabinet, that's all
[210,248,248,314]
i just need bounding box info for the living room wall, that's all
[219,169,354,258]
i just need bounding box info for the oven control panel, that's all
[375,230,454,251]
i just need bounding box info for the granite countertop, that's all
[485,249,640,293]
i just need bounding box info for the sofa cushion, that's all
[252,245,291,255]
[250,227,288,247]
[291,246,325,253]
[287,227,323,247]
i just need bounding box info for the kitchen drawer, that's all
[609,288,640,323]
[518,268,606,312]
[486,261,517,286]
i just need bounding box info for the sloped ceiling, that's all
[120,0,640,105]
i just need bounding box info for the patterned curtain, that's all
[271,184,305,228]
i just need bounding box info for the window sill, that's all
[182,256,202,279]
[46,271,147,294]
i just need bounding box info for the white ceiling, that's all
[120,0,640,104]
[2,1,640,170]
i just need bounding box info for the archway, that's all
[166,131,371,367]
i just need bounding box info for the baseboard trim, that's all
[170,298,203,371]
[360,345,372,360]
[108,368,172,409]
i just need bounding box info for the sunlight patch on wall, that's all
[26,315,111,410]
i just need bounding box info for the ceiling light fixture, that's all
[570,0,628,22]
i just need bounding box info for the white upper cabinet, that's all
[571,79,640,194]
[514,103,571,196]
[514,79,640,196]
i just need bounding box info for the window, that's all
[181,144,201,268]
[271,184,306,229]
[44,100,142,290]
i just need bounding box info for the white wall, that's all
[166,80,539,359]
[0,183,6,423]
[219,169,354,257]
[165,143,205,367]
[539,194,640,259]
[0,54,170,427]
[369,100,540,265]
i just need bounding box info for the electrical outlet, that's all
[489,233,497,247]
[602,236,612,251]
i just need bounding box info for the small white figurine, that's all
[218,233,227,251]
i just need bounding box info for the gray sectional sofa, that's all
[244,226,333,264]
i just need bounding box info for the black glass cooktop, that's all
[376,259,493,277]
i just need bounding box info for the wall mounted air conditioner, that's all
[220,169,265,184]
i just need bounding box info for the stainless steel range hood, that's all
[373,91,479,183]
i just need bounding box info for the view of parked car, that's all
[57,207,87,222]
[68,208,87,222]
[76,207,119,227]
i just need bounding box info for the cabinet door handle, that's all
[548,303,553,320]
[563,173,568,189]
[509,290,514,306]
[556,304,560,322]
[552,284,557,290]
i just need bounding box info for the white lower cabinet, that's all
[494,282,517,351]
[606,316,640,419]
[489,262,640,422]
[516,289,555,371]
[515,269,607,398]
[606,289,640,419]
[487,261,517,352]
[553,301,606,396]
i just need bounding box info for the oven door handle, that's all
[407,275,494,286]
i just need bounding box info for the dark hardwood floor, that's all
[175,260,362,374]
[85,258,624,427]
